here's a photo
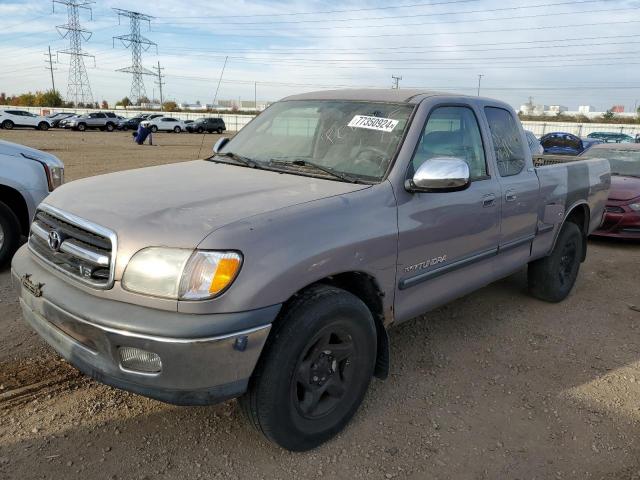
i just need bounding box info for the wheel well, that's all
[565,203,589,261]
[0,185,29,235]
[283,272,390,380]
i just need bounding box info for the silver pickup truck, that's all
[11,90,610,451]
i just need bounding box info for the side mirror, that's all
[213,137,230,154]
[405,157,470,193]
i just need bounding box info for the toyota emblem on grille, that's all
[48,230,62,251]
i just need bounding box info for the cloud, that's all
[0,0,638,110]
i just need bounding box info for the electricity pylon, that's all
[53,0,95,106]
[113,9,157,105]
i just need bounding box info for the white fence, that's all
[3,105,640,137]
[0,105,257,132]
[522,121,640,138]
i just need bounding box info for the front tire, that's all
[150,125,158,133]
[105,122,115,132]
[173,126,181,133]
[0,201,21,267]
[528,222,583,302]
[241,285,377,451]
[77,123,86,132]
[37,122,49,131]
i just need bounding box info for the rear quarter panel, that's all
[531,158,610,259]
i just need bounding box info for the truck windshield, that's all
[217,100,414,182]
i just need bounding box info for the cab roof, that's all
[281,89,458,104]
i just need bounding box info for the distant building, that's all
[178,103,215,111]
[578,105,596,114]
[548,105,568,114]
[519,103,548,115]
[611,105,625,113]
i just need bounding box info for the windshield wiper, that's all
[213,151,262,169]
[269,158,361,183]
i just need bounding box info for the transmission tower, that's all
[53,0,95,106]
[113,9,157,105]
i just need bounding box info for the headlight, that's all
[122,248,242,300]
[21,153,64,190]
[629,203,640,212]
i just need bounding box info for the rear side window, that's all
[484,107,526,177]
[411,106,487,180]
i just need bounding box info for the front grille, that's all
[28,206,116,288]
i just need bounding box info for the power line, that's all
[150,19,640,39]
[153,0,605,26]
[113,8,157,104]
[155,0,481,19]
[53,0,94,106]
[154,6,635,33]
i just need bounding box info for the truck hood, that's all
[608,175,640,201]
[44,160,369,251]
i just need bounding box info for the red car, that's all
[582,144,640,239]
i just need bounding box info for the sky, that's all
[1,0,639,111]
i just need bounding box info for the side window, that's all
[411,106,487,180]
[484,107,526,177]
[89,113,99,118]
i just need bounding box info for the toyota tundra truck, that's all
[11,90,610,451]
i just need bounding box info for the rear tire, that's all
[217,128,223,134]
[2,120,14,130]
[0,201,21,267]
[37,122,49,131]
[528,222,583,302]
[197,127,204,134]
[240,285,377,451]
[77,123,86,132]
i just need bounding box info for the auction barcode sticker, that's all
[348,115,399,133]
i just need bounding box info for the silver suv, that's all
[65,112,119,132]
[0,140,64,265]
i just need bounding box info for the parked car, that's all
[0,140,64,265]
[186,117,226,134]
[587,132,635,143]
[12,89,609,451]
[540,132,601,155]
[581,143,640,239]
[46,112,75,128]
[0,110,52,131]
[141,116,186,133]
[64,112,119,131]
[525,130,544,155]
[118,116,146,131]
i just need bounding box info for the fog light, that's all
[119,347,162,373]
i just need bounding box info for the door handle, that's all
[482,193,496,207]
[505,189,517,202]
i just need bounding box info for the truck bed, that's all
[531,157,610,259]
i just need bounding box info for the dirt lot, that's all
[1,129,639,479]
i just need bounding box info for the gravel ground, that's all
[1,129,639,480]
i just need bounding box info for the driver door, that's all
[394,105,501,322]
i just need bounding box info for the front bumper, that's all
[592,209,640,239]
[11,247,280,405]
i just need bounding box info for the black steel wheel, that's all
[0,201,21,266]
[528,221,583,302]
[241,285,377,451]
